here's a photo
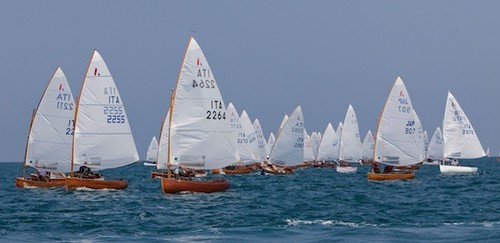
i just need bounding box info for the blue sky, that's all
[1,1,498,161]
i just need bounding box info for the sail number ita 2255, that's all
[103,105,126,124]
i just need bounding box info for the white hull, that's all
[143,162,156,167]
[439,164,477,174]
[422,160,440,165]
[336,166,358,173]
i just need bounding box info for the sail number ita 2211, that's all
[206,100,226,120]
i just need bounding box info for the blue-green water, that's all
[1,158,499,242]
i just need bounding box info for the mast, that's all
[166,35,195,178]
[372,77,398,166]
[166,89,174,179]
[71,50,96,177]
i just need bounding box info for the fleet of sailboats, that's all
[16,38,492,192]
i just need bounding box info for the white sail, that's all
[423,130,429,158]
[168,37,239,169]
[240,110,261,162]
[373,77,425,166]
[426,127,443,161]
[227,103,254,163]
[146,136,158,162]
[73,50,139,170]
[443,92,485,159]
[361,130,374,160]
[268,106,304,166]
[310,132,322,160]
[316,123,339,162]
[25,67,75,173]
[156,110,170,170]
[267,132,276,158]
[303,129,315,162]
[277,114,289,135]
[253,119,269,161]
[339,104,363,162]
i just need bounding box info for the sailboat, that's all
[360,130,374,164]
[423,127,443,165]
[216,103,255,174]
[337,105,362,173]
[65,50,139,190]
[143,136,158,166]
[368,76,425,180]
[440,92,485,174]
[161,36,239,193]
[262,106,304,174]
[315,123,339,166]
[16,67,74,188]
[267,132,276,158]
[253,119,269,163]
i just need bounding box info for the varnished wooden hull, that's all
[15,177,66,188]
[367,172,415,181]
[161,178,230,193]
[261,167,294,175]
[395,165,420,170]
[65,177,128,190]
[222,166,254,174]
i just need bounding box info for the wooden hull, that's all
[395,165,420,170]
[15,177,66,188]
[222,166,254,174]
[367,172,415,181]
[261,167,294,175]
[439,164,477,174]
[65,177,128,190]
[161,178,230,193]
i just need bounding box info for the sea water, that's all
[1,157,499,242]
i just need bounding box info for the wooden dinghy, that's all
[222,165,254,174]
[15,176,66,188]
[261,166,294,175]
[161,177,230,193]
[395,165,420,170]
[367,172,415,181]
[65,176,128,190]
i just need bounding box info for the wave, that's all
[285,219,386,227]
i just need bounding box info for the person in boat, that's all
[76,166,102,179]
[383,165,394,174]
[32,169,48,182]
[372,162,381,173]
[451,159,459,166]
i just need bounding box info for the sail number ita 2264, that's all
[206,100,226,120]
